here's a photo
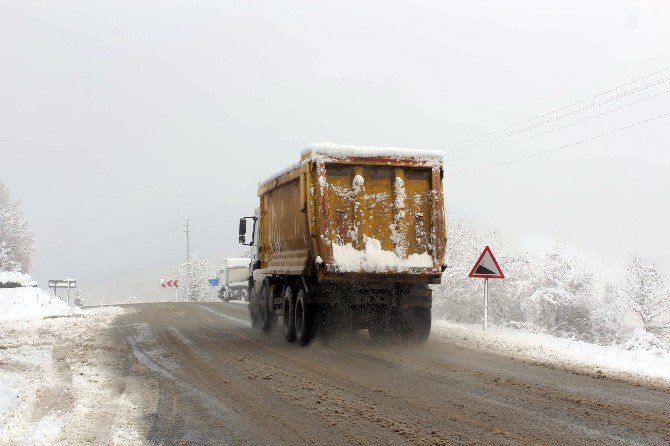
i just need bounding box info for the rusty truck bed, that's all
[257,144,445,283]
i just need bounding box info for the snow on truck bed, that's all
[260,142,444,187]
[301,143,444,164]
[332,237,433,272]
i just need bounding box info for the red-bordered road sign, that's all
[468,246,505,279]
[173,279,180,288]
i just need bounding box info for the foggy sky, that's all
[1,1,669,299]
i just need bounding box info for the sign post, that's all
[160,279,166,302]
[160,279,179,302]
[208,278,219,301]
[468,246,504,331]
[48,279,77,305]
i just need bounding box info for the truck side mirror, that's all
[238,218,247,244]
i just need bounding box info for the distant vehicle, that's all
[239,143,446,346]
[217,258,251,302]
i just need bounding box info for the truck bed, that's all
[257,144,445,282]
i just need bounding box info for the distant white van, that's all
[217,258,251,302]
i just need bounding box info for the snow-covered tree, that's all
[432,217,627,344]
[73,289,86,308]
[0,181,35,272]
[621,256,670,333]
[173,255,215,302]
[522,241,596,338]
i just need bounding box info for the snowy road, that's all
[91,302,670,446]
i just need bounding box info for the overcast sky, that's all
[1,1,669,298]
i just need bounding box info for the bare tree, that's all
[0,181,35,272]
[621,255,670,333]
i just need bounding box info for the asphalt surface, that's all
[105,302,670,446]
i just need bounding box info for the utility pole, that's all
[184,218,191,302]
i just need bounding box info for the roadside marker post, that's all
[468,246,505,332]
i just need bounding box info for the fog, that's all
[1,1,669,302]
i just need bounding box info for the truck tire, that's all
[249,283,261,328]
[282,287,296,342]
[259,280,275,333]
[294,288,315,346]
[240,288,249,302]
[219,288,228,301]
[408,307,431,342]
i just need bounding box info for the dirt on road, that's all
[86,302,670,446]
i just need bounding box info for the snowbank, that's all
[0,306,132,444]
[618,327,669,355]
[432,320,670,387]
[0,272,31,287]
[0,288,76,321]
[331,236,433,272]
[0,373,18,432]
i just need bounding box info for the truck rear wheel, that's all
[282,287,296,342]
[260,280,275,333]
[407,307,431,342]
[294,288,315,346]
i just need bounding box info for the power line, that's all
[445,66,670,150]
[446,112,670,178]
[448,75,670,155]
[446,88,670,162]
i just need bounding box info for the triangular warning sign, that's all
[468,246,505,279]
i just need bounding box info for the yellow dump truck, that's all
[238,143,446,345]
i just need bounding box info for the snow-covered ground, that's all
[0,287,78,321]
[0,288,140,445]
[432,320,670,388]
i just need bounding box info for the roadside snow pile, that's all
[0,373,19,432]
[0,306,135,445]
[618,328,669,355]
[0,272,31,287]
[0,287,76,321]
[432,320,670,386]
[331,236,433,272]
